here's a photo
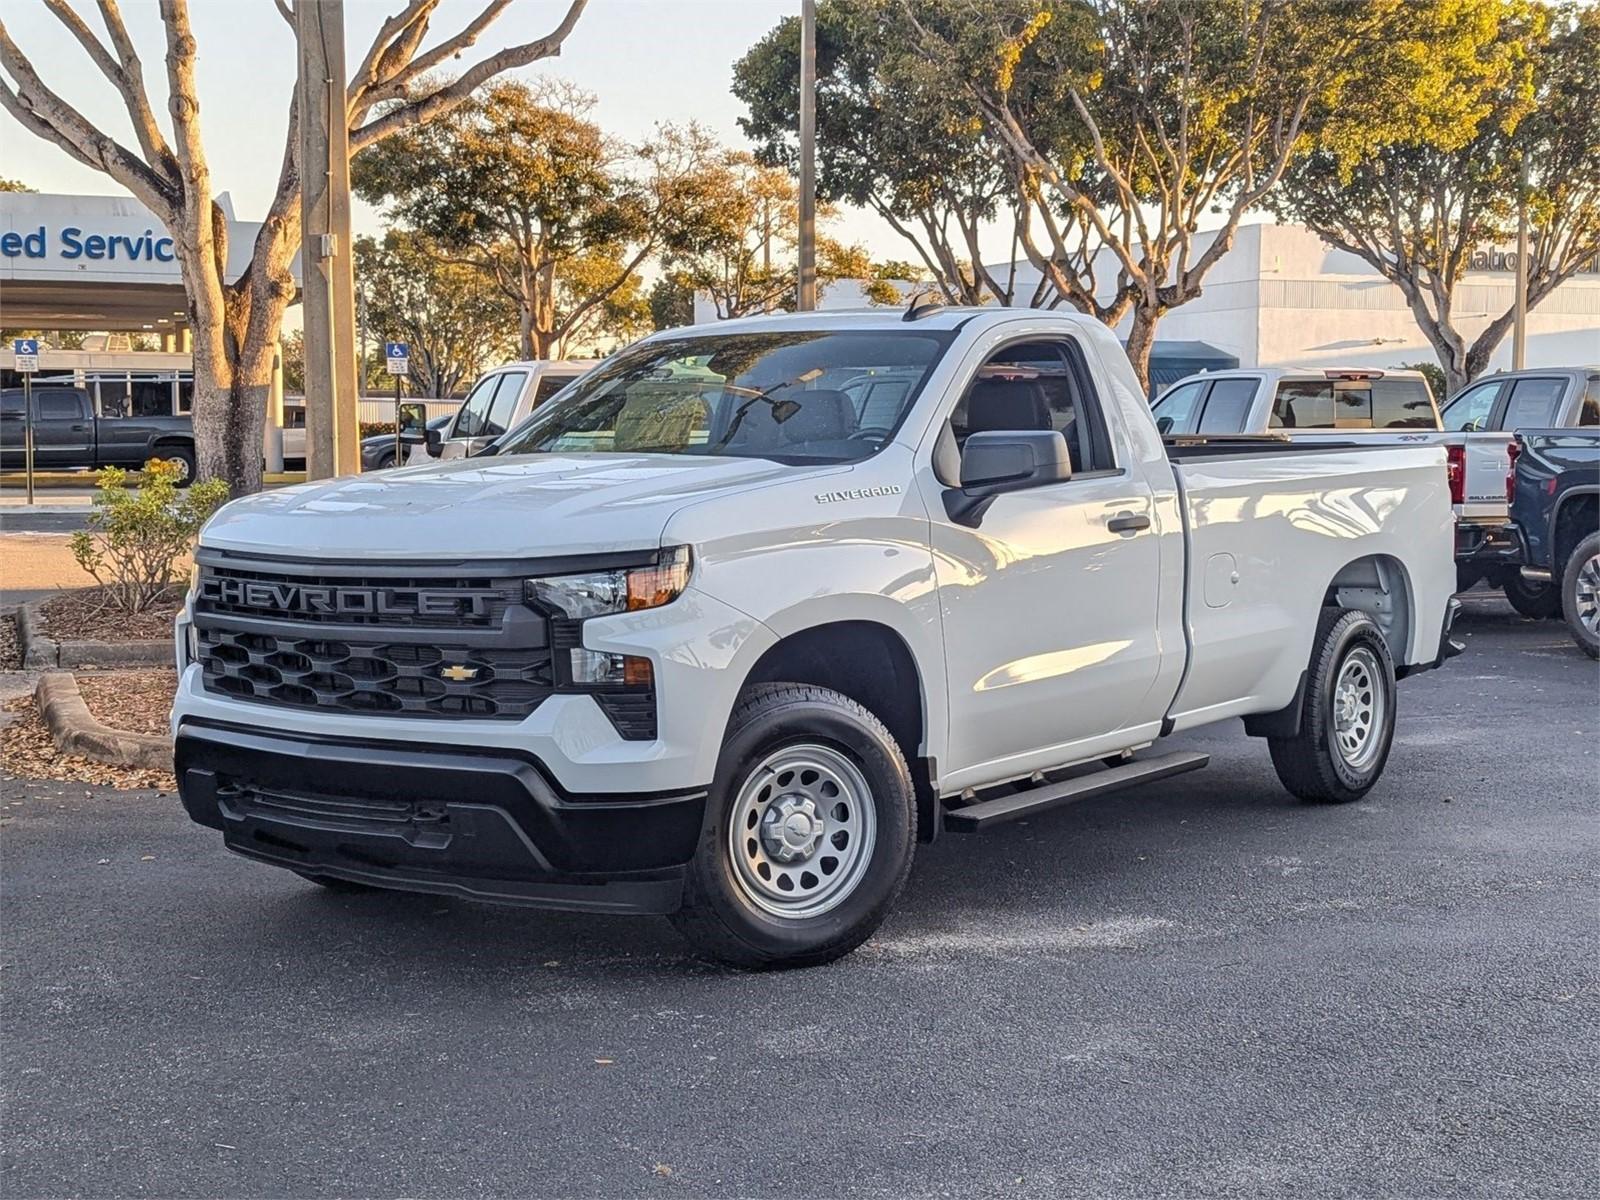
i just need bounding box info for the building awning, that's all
[1132,339,1241,397]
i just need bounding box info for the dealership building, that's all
[1061,222,1599,377]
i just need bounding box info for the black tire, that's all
[153,444,196,487]
[1502,571,1562,619]
[295,871,377,894]
[374,448,398,471]
[1268,608,1398,804]
[1561,532,1600,660]
[669,683,916,969]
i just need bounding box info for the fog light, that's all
[569,649,652,687]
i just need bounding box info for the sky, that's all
[0,0,928,262]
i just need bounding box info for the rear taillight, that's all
[1505,440,1521,506]
[1446,444,1466,505]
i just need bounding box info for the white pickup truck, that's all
[1150,367,1441,439]
[172,308,1459,968]
[1433,367,1600,608]
[424,359,598,461]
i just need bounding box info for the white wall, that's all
[988,222,1599,372]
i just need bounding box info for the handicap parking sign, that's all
[12,338,39,372]
[384,341,410,375]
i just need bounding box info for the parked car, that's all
[1150,367,1441,439]
[173,307,1458,968]
[360,413,452,472]
[425,360,598,461]
[1508,428,1600,657]
[1433,367,1600,601]
[0,385,196,482]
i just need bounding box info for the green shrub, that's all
[68,459,229,613]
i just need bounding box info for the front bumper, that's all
[175,721,707,914]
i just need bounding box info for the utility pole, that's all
[297,0,362,479]
[1513,150,1529,370]
[797,0,817,311]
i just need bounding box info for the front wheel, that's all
[1562,532,1600,659]
[1502,572,1562,619]
[670,684,915,968]
[1268,608,1398,804]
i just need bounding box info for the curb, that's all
[17,601,173,669]
[34,671,173,772]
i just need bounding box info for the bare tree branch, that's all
[0,16,175,211]
[350,0,587,151]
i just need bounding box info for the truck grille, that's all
[193,556,554,721]
[198,628,553,719]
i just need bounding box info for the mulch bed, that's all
[75,669,178,737]
[1,695,175,793]
[38,588,183,643]
[0,612,18,671]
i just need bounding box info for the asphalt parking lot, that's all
[2,593,1596,1199]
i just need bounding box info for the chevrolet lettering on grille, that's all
[202,577,499,619]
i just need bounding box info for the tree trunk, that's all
[1124,307,1161,400]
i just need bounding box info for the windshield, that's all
[490,329,952,464]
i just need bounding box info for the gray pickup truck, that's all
[0,385,197,483]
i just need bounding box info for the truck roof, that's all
[661,307,1105,337]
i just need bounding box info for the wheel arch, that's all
[739,618,941,843]
[1322,552,1416,667]
[1551,488,1599,570]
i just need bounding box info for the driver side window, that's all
[949,340,1109,473]
[1440,380,1502,432]
[452,374,502,439]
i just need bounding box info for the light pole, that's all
[1513,150,1529,370]
[797,0,817,311]
[296,0,362,478]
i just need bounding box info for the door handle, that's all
[70,423,89,431]
[1107,512,1151,534]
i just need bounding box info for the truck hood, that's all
[201,453,842,561]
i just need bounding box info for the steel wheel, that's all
[1575,552,1600,637]
[1332,646,1384,772]
[727,742,877,920]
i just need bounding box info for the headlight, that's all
[526,547,691,619]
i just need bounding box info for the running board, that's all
[942,751,1210,833]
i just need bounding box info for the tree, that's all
[648,274,695,330]
[904,0,1524,392]
[0,177,32,191]
[735,0,1026,307]
[355,229,515,397]
[0,0,588,492]
[354,81,703,360]
[1274,4,1598,395]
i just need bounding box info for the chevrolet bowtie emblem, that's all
[439,663,479,682]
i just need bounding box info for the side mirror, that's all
[424,426,444,458]
[397,402,428,441]
[944,430,1072,526]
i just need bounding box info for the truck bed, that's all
[1163,442,1455,730]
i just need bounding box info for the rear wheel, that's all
[670,684,915,968]
[1502,571,1562,619]
[1561,532,1600,660]
[1269,608,1397,804]
[152,444,195,487]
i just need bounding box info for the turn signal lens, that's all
[627,547,692,611]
